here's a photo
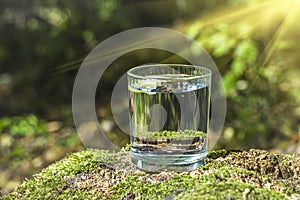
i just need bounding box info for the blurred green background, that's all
[1,0,300,195]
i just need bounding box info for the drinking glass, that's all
[127,64,211,172]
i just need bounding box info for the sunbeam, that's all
[260,0,299,67]
[53,0,300,76]
[245,0,299,92]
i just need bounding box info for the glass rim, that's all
[127,64,212,81]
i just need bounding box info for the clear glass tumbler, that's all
[127,64,211,172]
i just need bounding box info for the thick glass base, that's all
[131,151,207,172]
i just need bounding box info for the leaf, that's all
[231,60,245,77]
[223,72,237,95]
[233,40,257,64]
[0,117,12,133]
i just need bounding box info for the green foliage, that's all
[0,0,190,118]
[0,114,46,136]
[224,39,258,94]
[57,133,80,147]
[188,20,299,150]
[0,0,296,152]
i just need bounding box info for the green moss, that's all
[105,165,286,200]
[2,149,299,199]
[177,181,286,200]
[106,173,196,199]
[2,150,116,199]
[140,130,206,139]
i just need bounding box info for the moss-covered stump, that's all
[2,149,300,199]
